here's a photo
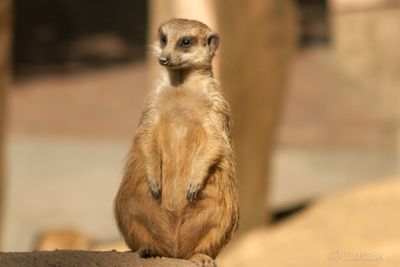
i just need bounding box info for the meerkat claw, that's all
[187,182,203,202]
[189,253,217,267]
[147,180,161,200]
[139,247,160,258]
[151,189,161,199]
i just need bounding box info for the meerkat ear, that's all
[207,33,220,55]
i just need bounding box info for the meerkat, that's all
[114,18,238,267]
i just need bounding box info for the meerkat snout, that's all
[159,56,170,66]
[156,19,220,69]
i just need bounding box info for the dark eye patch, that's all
[160,33,167,47]
[177,36,196,49]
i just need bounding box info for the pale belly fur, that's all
[156,89,210,211]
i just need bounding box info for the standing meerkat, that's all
[114,18,238,267]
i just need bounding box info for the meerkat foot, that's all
[187,182,203,202]
[147,179,161,200]
[138,247,160,258]
[189,253,217,267]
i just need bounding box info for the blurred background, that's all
[0,0,399,266]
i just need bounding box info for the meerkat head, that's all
[154,18,219,69]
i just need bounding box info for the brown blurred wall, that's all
[0,0,12,245]
[331,0,400,155]
[216,0,298,232]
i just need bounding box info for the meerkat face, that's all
[154,19,219,69]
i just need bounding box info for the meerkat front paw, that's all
[187,182,203,202]
[147,179,161,200]
[189,253,217,267]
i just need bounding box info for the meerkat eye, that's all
[160,34,167,47]
[180,38,193,47]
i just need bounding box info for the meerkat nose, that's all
[159,56,170,66]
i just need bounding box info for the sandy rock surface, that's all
[0,250,196,267]
[218,178,400,267]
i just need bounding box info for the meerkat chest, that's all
[156,87,212,124]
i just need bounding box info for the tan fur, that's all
[114,19,238,267]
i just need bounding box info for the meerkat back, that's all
[114,18,238,267]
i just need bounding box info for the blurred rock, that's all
[91,242,129,252]
[0,250,196,267]
[218,178,400,267]
[330,0,400,12]
[36,227,131,252]
[36,228,91,251]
